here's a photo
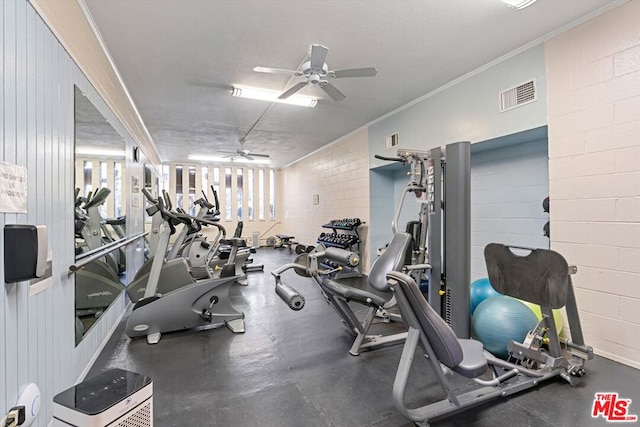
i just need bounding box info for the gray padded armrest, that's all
[454,339,488,378]
[322,279,388,307]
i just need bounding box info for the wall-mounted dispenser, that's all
[4,224,48,283]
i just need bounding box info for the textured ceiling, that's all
[83,0,621,168]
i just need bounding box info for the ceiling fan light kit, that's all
[232,86,317,107]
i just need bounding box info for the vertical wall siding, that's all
[546,0,640,368]
[1,2,131,424]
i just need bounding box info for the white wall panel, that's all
[1,2,133,424]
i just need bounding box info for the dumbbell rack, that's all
[317,218,364,278]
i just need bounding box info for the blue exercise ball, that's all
[472,296,538,359]
[470,278,501,315]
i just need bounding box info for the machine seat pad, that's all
[322,278,388,307]
[454,339,488,378]
[484,243,569,309]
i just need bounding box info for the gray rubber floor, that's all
[89,248,640,427]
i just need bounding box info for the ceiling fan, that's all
[218,141,270,161]
[253,44,377,102]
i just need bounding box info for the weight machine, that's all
[374,141,470,338]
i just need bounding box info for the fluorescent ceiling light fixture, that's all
[232,86,318,108]
[188,154,271,165]
[502,0,537,9]
[76,147,126,157]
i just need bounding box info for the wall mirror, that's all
[74,85,127,345]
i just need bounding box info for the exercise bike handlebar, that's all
[154,198,184,235]
[196,194,215,210]
[171,211,227,236]
[211,185,221,212]
[83,187,112,209]
[162,189,173,211]
[141,188,156,203]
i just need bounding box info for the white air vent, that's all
[385,133,399,149]
[499,79,537,112]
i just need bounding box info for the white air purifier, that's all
[53,369,153,427]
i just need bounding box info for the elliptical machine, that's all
[125,189,245,344]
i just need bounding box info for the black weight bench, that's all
[275,234,294,251]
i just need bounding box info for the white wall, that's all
[546,0,640,369]
[280,129,371,271]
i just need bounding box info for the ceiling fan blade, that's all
[248,153,270,158]
[331,67,378,78]
[243,154,255,161]
[309,44,329,69]
[278,81,309,99]
[321,83,346,102]
[253,66,298,75]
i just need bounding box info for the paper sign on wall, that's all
[0,162,27,213]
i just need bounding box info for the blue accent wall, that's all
[368,44,547,168]
[470,137,549,281]
[369,133,549,277]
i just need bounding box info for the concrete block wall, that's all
[470,140,549,281]
[280,128,371,271]
[546,0,640,369]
